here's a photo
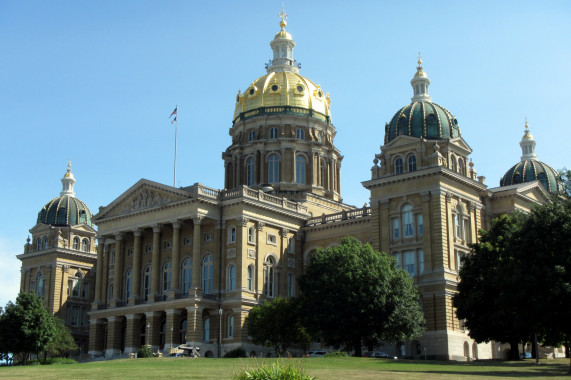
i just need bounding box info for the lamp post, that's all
[170,326,174,351]
[146,323,150,347]
[217,306,222,358]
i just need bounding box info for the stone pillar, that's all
[186,305,203,346]
[88,318,106,357]
[445,194,453,270]
[106,316,123,358]
[59,264,70,314]
[112,233,123,304]
[125,314,142,354]
[236,217,248,291]
[255,222,264,294]
[165,309,182,352]
[171,221,181,298]
[214,221,224,295]
[421,192,432,272]
[102,244,110,305]
[280,228,288,297]
[151,225,161,301]
[145,311,161,352]
[130,229,142,305]
[192,217,203,289]
[94,236,105,305]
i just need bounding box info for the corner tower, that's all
[223,11,342,202]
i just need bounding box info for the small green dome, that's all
[36,162,93,227]
[37,195,93,227]
[500,160,562,195]
[384,101,461,144]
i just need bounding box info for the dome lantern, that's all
[410,54,431,102]
[60,161,76,197]
[520,119,537,161]
[267,7,299,74]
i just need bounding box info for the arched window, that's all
[73,237,80,250]
[458,158,465,175]
[227,315,234,338]
[202,255,213,294]
[162,261,172,294]
[264,256,275,298]
[295,155,306,184]
[36,238,42,251]
[227,264,236,290]
[407,155,417,172]
[296,128,305,140]
[43,236,49,249]
[268,154,279,183]
[395,157,404,175]
[248,227,256,244]
[246,157,255,186]
[403,205,414,237]
[81,238,89,252]
[143,266,151,301]
[180,318,188,343]
[247,265,254,291]
[125,269,132,300]
[37,272,44,298]
[287,273,295,297]
[450,156,457,172]
[269,127,278,139]
[228,226,236,243]
[181,258,192,295]
[203,317,210,342]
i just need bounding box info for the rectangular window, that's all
[183,236,193,246]
[203,233,213,243]
[163,241,172,250]
[462,218,470,241]
[392,218,400,239]
[127,248,134,256]
[404,251,415,277]
[418,249,424,274]
[248,227,256,244]
[453,214,461,238]
[145,244,153,253]
[267,233,277,245]
[417,214,423,236]
[82,281,89,299]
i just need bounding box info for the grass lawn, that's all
[0,357,569,379]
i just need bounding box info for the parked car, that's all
[362,351,372,357]
[308,351,327,357]
[371,351,397,359]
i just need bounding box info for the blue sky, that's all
[1,1,569,307]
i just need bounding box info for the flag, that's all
[171,116,177,125]
[169,107,177,118]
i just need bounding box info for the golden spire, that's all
[417,52,423,68]
[279,6,288,29]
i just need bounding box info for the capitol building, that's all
[17,13,561,361]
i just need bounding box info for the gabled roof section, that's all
[94,179,193,221]
[489,180,552,204]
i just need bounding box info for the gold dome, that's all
[233,71,331,123]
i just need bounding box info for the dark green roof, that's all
[37,195,93,227]
[500,159,562,195]
[384,101,461,144]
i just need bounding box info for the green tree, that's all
[453,214,528,360]
[0,293,56,365]
[246,297,305,357]
[43,317,77,362]
[558,168,571,197]
[516,199,571,371]
[297,237,424,357]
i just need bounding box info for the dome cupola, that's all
[500,121,562,195]
[384,57,461,144]
[37,162,93,227]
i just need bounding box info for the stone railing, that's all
[305,206,371,227]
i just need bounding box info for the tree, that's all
[297,237,424,356]
[453,214,528,360]
[43,317,77,362]
[246,297,306,357]
[516,199,571,371]
[0,293,56,365]
[558,168,571,197]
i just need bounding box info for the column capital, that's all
[171,220,182,229]
[192,216,204,225]
[256,221,265,231]
[132,228,143,237]
[237,217,249,226]
[280,228,288,237]
[103,244,110,253]
[114,232,123,241]
[96,235,106,245]
[152,224,161,233]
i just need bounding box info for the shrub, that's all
[233,359,314,380]
[51,357,77,364]
[137,346,155,358]
[224,347,248,358]
[324,351,348,357]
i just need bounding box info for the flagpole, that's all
[173,105,178,187]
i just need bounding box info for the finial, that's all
[524,117,529,132]
[67,160,72,172]
[417,52,423,68]
[279,6,288,29]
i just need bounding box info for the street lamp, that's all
[146,323,150,347]
[217,306,222,358]
[170,326,174,351]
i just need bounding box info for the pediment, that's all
[449,137,473,154]
[94,179,192,221]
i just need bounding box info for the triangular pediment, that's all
[489,180,552,204]
[94,179,192,221]
[449,136,473,154]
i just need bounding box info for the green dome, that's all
[500,160,562,195]
[37,195,93,227]
[384,101,461,144]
